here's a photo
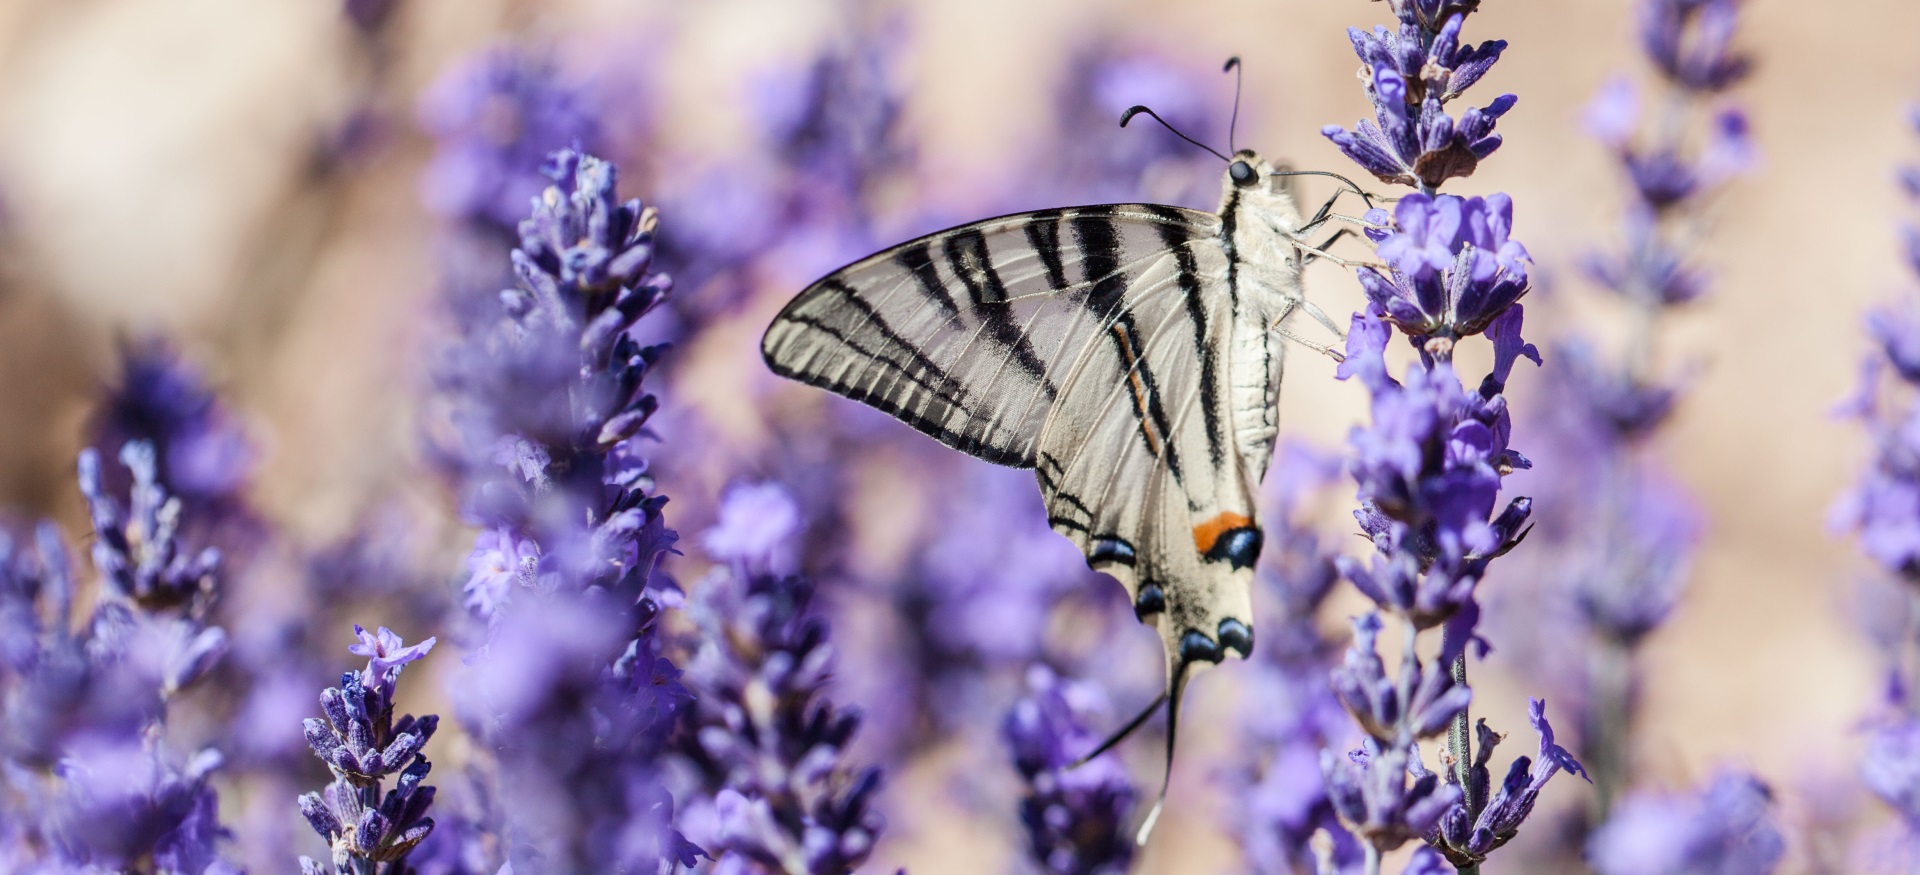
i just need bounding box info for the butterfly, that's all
[760,59,1372,841]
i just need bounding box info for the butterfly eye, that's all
[1229,160,1257,187]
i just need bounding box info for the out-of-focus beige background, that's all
[0,0,1913,871]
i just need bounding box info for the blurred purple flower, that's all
[1865,716,1920,827]
[1582,209,1709,306]
[437,146,700,873]
[702,481,803,574]
[419,45,603,235]
[1587,773,1784,875]
[1551,339,1679,442]
[1586,78,1640,147]
[299,626,439,873]
[1571,474,1701,645]
[0,450,242,870]
[1869,304,1920,387]
[1003,665,1135,875]
[91,339,255,515]
[1639,0,1751,93]
[78,443,223,614]
[680,501,883,874]
[47,739,236,873]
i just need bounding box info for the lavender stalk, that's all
[438,147,700,871]
[678,482,886,875]
[1003,665,1137,875]
[1546,0,1752,823]
[1836,101,1920,875]
[1323,2,1586,871]
[0,443,242,872]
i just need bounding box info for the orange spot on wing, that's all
[1192,512,1253,554]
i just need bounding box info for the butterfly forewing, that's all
[762,205,1220,467]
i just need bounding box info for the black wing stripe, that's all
[1148,204,1226,470]
[806,280,969,407]
[896,241,958,315]
[944,228,1056,391]
[770,316,965,414]
[1023,209,1071,291]
[1108,315,1181,480]
[1071,210,1130,318]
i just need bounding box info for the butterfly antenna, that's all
[1067,691,1168,769]
[1223,56,1243,154]
[1134,658,1195,847]
[1120,105,1230,163]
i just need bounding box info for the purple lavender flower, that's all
[90,339,255,515]
[1550,339,1679,442]
[678,482,884,875]
[1428,700,1588,865]
[0,448,242,871]
[1335,307,1536,632]
[1322,8,1517,192]
[78,443,223,614]
[299,626,439,873]
[1639,0,1751,93]
[418,45,603,236]
[1003,665,1136,875]
[1570,473,1701,645]
[47,740,236,872]
[1839,83,1920,875]
[1497,0,1751,836]
[437,146,700,873]
[1323,5,1578,869]
[1838,305,1920,581]
[1358,193,1531,341]
[440,148,676,616]
[459,592,699,871]
[1864,716,1920,829]
[1586,773,1784,875]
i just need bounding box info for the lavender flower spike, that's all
[1323,8,1517,192]
[1004,665,1137,875]
[440,146,699,872]
[681,482,884,875]
[299,625,439,873]
[1586,773,1784,875]
[1325,4,1573,870]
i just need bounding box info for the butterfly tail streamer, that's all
[1068,691,1168,770]
[1134,656,1196,847]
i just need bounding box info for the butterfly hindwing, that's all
[1032,241,1261,664]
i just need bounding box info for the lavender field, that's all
[0,1,1911,872]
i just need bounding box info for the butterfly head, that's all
[1221,149,1299,207]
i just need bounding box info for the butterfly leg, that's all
[1263,293,1348,363]
[1298,184,1387,235]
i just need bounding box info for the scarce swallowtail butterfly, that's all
[760,58,1371,843]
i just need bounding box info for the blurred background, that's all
[0,0,1911,871]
